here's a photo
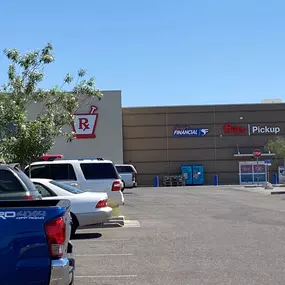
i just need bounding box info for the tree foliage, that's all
[266,136,285,165]
[0,43,103,168]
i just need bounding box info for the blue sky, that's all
[1,0,285,107]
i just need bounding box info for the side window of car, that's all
[49,164,76,180]
[26,164,50,179]
[116,166,124,173]
[123,166,135,173]
[34,183,55,197]
[0,169,25,193]
[80,163,119,180]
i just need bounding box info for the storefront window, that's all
[253,164,265,173]
[240,174,254,183]
[253,174,266,183]
[239,161,266,185]
[240,165,252,174]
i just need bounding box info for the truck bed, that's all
[0,199,72,285]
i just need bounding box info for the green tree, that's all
[0,43,103,169]
[266,136,285,167]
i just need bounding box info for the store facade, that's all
[27,92,285,186]
[28,90,124,164]
[122,103,285,186]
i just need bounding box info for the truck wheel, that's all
[70,213,79,238]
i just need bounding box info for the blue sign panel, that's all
[173,125,209,137]
[264,159,271,166]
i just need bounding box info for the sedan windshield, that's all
[50,180,84,194]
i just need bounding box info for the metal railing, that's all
[163,175,185,187]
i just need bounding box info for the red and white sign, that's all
[253,149,261,158]
[72,106,99,139]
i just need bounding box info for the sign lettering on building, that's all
[173,125,209,137]
[72,106,99,139]
[249,124,280,135]
[223,123,247,134]
[223,123,281,135]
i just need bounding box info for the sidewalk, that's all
[232,185,285,195]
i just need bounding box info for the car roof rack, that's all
[55,157,105,161]
[77,158,105,161]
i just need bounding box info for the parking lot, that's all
[73,186,285,285]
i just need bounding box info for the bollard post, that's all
[154,176,159,187]
[214,175,219,186]
[273,173,278,185]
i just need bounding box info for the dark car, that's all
[0,164,42,200]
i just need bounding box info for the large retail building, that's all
[37,91,285,186]
[123,101,285,186]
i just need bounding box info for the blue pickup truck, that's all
[0,165,75,285]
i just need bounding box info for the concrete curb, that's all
[270,191,285,195]
[108,215,125,226]
[230,187,273,195]
[239,187,285,195]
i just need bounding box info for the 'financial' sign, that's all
[173,125,209,137]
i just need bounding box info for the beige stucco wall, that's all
[27,90,123,164]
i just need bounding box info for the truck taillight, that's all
[112,180,121,191]
[45,216,66,259]
[96,199,108,208]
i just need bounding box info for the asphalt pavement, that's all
[72,186,285,285]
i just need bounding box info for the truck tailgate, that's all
[0,200,70,285]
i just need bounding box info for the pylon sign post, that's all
[253,149,262,185]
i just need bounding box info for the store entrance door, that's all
[239,161,266,185]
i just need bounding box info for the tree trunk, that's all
[19,159,25,171]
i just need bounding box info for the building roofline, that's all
[122,101,285,109]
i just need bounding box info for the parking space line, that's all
[76,253,133,256]
[75,275,137,278]
[123,220,141,227]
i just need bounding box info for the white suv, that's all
[24,158,124,207]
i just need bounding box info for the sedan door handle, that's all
[70,183,78,187]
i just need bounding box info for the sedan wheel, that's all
[70,213,79,238]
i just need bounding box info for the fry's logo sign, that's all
[72,106,99,139]
[224,124,247,134]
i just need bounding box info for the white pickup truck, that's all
[115,164,137,191]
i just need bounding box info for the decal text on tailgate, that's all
[0,211,46,220]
